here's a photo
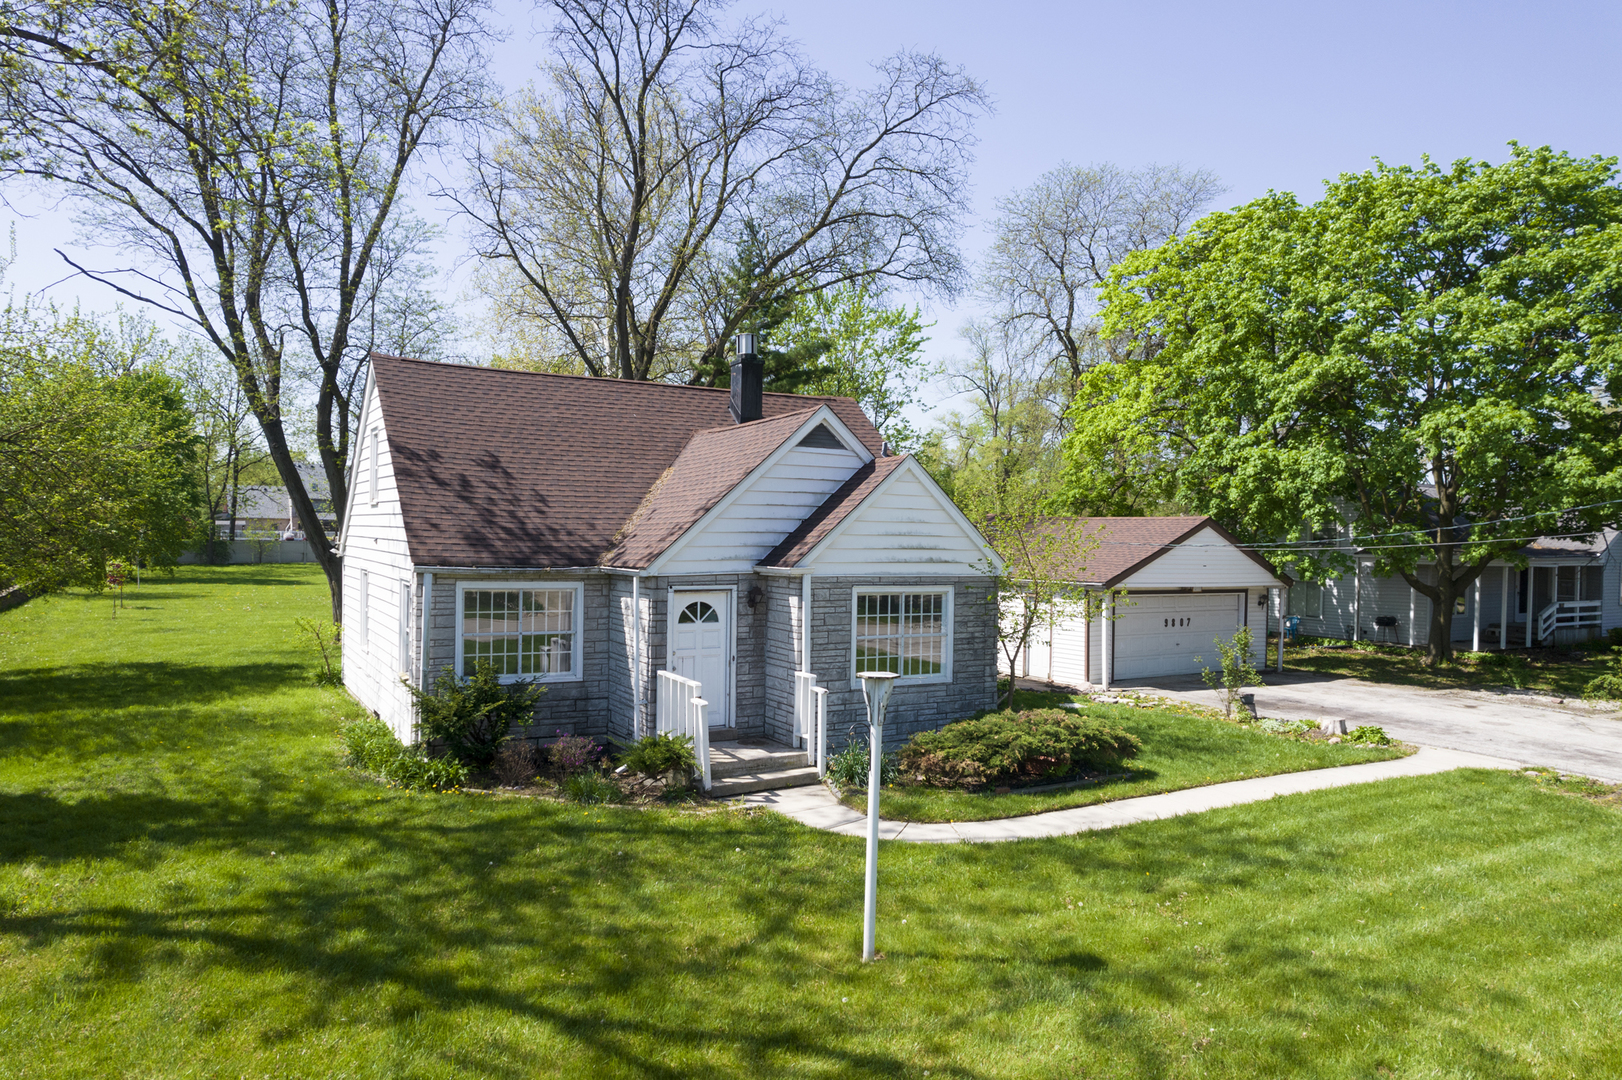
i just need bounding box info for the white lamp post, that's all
[857,670,898,962]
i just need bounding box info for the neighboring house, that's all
[339,352,1002,778]
[1009,516,1291,689]
[1284,530,1621,649]
[218,465,338,539]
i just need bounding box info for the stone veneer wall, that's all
[423,572,613,741]
[806,575,999,754]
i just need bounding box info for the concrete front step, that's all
[709,743,808,780]
[709,765,821,798]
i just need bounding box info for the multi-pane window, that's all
[854,591,949,681]
[460,586,580,679]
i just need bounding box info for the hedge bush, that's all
[896,708,1141,788]
[404,662,545,768]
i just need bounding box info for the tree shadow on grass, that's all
[0,661,311,714]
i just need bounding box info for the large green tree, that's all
[0,303,201,594]
[1066,144,1622,662]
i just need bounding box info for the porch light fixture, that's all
[747,585,764,609]
[857,670,898,963]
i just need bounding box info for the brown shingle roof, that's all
[371,356,882,568]
[604,407,826,569]
[1032,516,1285,586]
[760,455,908,568]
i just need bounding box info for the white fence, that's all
[179,540,319,565]
[1539,599,1603,642]
[656,669,712,790]
[794,671,830,777]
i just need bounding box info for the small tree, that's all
[980,515,1102,710]
[1196,627,1262,720]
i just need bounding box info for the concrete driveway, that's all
[1104,671,1622,783]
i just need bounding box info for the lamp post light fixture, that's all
[857,670,898,962]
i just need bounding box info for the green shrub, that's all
[1583,649,1622,700]
[895,709,1141,789]
[1258,717,1315,736]
[1196,626,1261,719]
[827,728,898,791]
[613,732,697,778]
[563,772,620,804]
[1344,725,1392,745]
[340,717,468,793]
[404,662,545,768]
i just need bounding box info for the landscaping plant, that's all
[1197,626,1261,719]
[827,725,898,790]
[547,730,602,779]
[1582,649,1622,700]
[404,662,545,769]
[562,771,620,805]
[613,732,698,779]
[340,717,468,793]
[294,616,343,686]
[492,741,540,787]
[895,709,1141,788]
[1344,725,1392,746]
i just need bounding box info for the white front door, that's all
[670,591,732,728]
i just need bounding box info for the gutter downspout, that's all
[632,574,645,737]
[418,571,433,742]
[801,573,813,672]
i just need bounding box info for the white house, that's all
[338,350,1003,788]
[1010,516,1292,689]
[1284,530,1622,650]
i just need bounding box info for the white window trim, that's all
[358,570,370,651]
[368,426,380,507]
[849,585,954,686]
[454,581,586,684]
[398,579,412,675]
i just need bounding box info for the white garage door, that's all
[1114,593,1245,680]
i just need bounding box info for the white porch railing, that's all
[795,671,830,777]
[1538,599,1602,641]
[656,669,712,791]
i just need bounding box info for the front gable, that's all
[1115,524,1286,589]
[646,407,873,575]
[792,457,997,576]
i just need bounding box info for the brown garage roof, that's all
[371,356,882,568]
[1029,516,1285,586]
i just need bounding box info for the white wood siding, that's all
[340,376,418,741]
[1117,527,1284,589]
[1016,587,1270,686]
[803,464,988,576]
[655,443,865,575]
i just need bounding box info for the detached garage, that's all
[1012,516,1292,689]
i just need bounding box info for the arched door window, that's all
[678,601,720,625]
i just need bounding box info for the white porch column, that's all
[1101,591,1113,690]
[1352,563,1361,642]
[801,573,813,671]
[1499,564,1510,651]
[1526,568,1535,648]
[1273,587,1284,673]
[1080,590,1092,686]
[1472,576,1482,653]
[1408,584,1417,648]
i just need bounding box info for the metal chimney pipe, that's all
[730,333,763,424]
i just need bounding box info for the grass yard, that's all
[848,694,1406,823]
[3,567,1622,1078]
[1283,636,1612,700]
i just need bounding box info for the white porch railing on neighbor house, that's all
[1538,600,1603,642]
[794,671,830,777]
[656,670,712,790]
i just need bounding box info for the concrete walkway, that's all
[737,746,1525,843]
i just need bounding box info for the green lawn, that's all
[849,695,1406,823]
[1283,636,1611,700]
[4,567,1622,1078]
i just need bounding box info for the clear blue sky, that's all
[6,0,1619,417]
